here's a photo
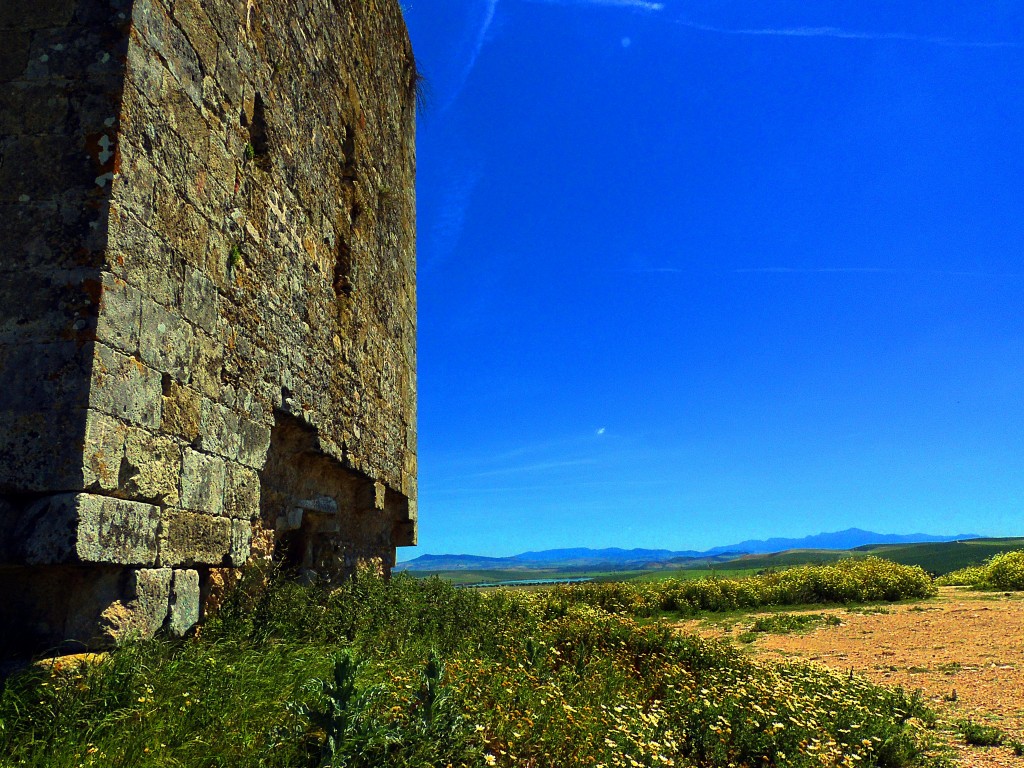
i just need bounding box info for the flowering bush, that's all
[551,558,936,618]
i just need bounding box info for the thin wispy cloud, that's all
[446,0,500,109]
[623,266,1024,279]
[676,20,1020,49]
[467,459,598,479]
[424,162,483,271]
[428,476,677,497]
[735,267,902,274]
[624,267,688,274]
[523,0,665,11]
[734,267,1024,278]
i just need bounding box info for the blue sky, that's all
[400,0,1024,558]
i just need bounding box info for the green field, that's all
[854,538,1024,575]
[683,539,1024,576]
[422,567,760,586]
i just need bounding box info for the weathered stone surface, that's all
[83,410,182,504]
[83,408,129,492]
[0,409,92,492]
[90,343,163,429]
[140,298,197,384]
[0,0,419,654]
[158,509,231,566]
[229,519,251,566]
[180,449,226,515]
[62,568,124,648]
[182,266,220,334]
[64,568,172,647]
[237,418,272,468]
[161,379,202,441]
[197,398,241,459]
[223,461,259,519]
[168,569,200,637]
[190,327,224,400]
[18,493,160,566]
[96,274,143,356]
[95,568,173,642]
[122,428,182,505]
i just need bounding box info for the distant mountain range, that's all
[395,528,981,572]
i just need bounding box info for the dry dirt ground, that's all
[675,588,1024,767]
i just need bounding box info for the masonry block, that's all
[180,448,226,515]
[159,509,231,566]
[16,493,161,566]
[224,461,260,519]
[161,379,202,441]
[197,398,241,459]
[90,343,163,429]
[169,568,200,636]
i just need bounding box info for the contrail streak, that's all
[677,21,1020,49]
[524,0,664,11]
[445,0,499,110]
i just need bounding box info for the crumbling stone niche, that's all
[0,0,417,657]
[260,410,411,581]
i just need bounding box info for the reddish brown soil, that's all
[676,588,1024,767]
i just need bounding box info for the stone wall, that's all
[0,0,417,657]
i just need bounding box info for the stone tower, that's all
[0,0,417,656]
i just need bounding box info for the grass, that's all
[864,539,1024,577]
[749,612,842,635]
[0,564,948,767]
[672,539,1024,577]
[846,605,892,615]
[631,568,760,583]
[727,550,854,570]
[228,244,243,270]
[956,719,1004,747]
[404,567,760,586]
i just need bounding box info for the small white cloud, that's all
[621,36,632,48]
[596,427,607,435]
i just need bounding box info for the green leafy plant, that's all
[748,612,842,635]
[957,719,1004,747]
[302,651,363,764]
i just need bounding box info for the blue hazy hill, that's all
[396,528,980,571]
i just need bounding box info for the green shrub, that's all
[748,612,842,635]
[987,551,1024,590]
[552,557,936,618]
[936,550,1024,590]
[957,719,1004,746]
